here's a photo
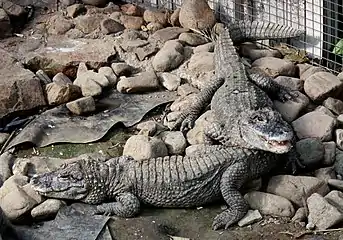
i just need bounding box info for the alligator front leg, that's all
[212,162,249,230]
[95,192,140,218]
[248,69,298,102]
[170,77,225,131]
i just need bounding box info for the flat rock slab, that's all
[23,36,117,78]
[5,90,177,149]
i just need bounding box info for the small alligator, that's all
[30,145,287,230]
[172,21,304,154]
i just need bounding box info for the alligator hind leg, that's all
[95,192,140,218]
[212,162,249,230]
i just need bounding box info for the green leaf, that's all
[333,39,343,56]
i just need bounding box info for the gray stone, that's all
[336,129,343,150]
[291,207,307,222]
[266,175,330,207]
[244,191,295,217]
[304,72,343,102]
[120,39,149,52]
[323,97,343,115]
[0,133,9,146]
[66,4,86,18]
[170,94,198,112]
[0,151,14,185]
[194,42,214,53]
[188,52,215,73]
[78,70,109,88]
[45,82,81,105]
[134,43,159,61]
[323,141,336,166]
[65,28,85,39]
[74,14,106,34]
[325,190,343,211]
[143,9,169,26]
[152,40,184,72]
[100,18,124,34]
[274,91,309,122]
[149,27,188,43]
[178,32,208,46]
[117,71,159,93]
[251,57,298,77]
[136,121,158,136]
[12,159,30,176]
[292,111,336,141]
[299,65,325,80]
[314,105,335,118]
[328,179,343,191]
[53,72,72,85]
[335,149,343,176]
[314,167,336,182]
[123,135,168,160]
[36,69,52,85]
[177,83,199,97]
[159,72,182,91]
[296,138,324,168]
[120,15,144,30]
[240,43,282,61]
[111,62,133,77]
[170,8,180,27]
[307,193,343,230]
[146,22,164,33]
[98,66,118,86]
[237,210,262,227]
[31,199,66,220]
[47,14,75,35]
[158,131,187,155]
[0,8,11,38]
[274,76,304,91]
[186,110,215,145]
[66,96,96,115]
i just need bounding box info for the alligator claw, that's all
[212,210,237,230]
[277,87,299,103]
[180,116,197,132]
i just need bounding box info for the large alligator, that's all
[172,21,304,154]
[30,145,289,230]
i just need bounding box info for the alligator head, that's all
[240,107,294,154]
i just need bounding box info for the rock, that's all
[325,190,343,211]
[0,49,46,119]
[146,22,164,32]
[78,70,110,88]
[149,27,188,43]
[109,11,123,23]
[31,199,65,220]
[304,72,343,102]
[123,135,168,160]
[194,43,215,53]
[273,91,309,122]
[111,62,133,77]
[66,96,96,115]
[274,76,304,91]
[36,69,52,85]
[328,179,343,191]
[143,9,169,26]
[169,8,180,27]
[65,28,85,39]
[159,72,181,91]
[74,74,103,97]
[134,43,159,61]
[120,3,144,16]
[266,175,330,206]
[136,121,158,136]
[295,138,325,168]
[239,43,282,61]
[177,83,199,97]
[164,111,182,129]
[61,0,77,7]
[237,210,262,227]
[307,193,343,230]
[0,8,11,38]
[66,4,86,18]
[300,65,325,80]
[120,39,149,52]
[338,115,343,125]
[0,133,9,146]
[100,18,125,34]
[179,0,216,30]
[24,37,117,78]
[251,57,298,77]
[314,105,335,118]
[77,62,88,76]
[53,72,73,85]
[323,141,336,166]
[314,167,336,182]
[188,52,215,73]
[186,110,215,145]
[120,15,144,30]
[117,71,159,93]
[152,40,184,72]
[291,207,307,222]
[74,14,106,34]
[335,149,343,176]
[336,129,343,150]
[244,191,295,217]
[81,0,107,7]
[292,111,336,141]
[0,151,14,185]
[121,28,148,41]
[158,131,187,155]
[323,97,343,115]
[45,82,81,105]
[0,0,26,18]
[12,159,30,176]
[178,33,208,46]
[98,66,117,86]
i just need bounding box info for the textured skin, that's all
[30,146,283,230]
[172,25,298,154]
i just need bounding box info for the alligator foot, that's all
[276,86,299,103]
[212,209,242,230]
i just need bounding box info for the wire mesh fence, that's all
[123,0,343,73]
